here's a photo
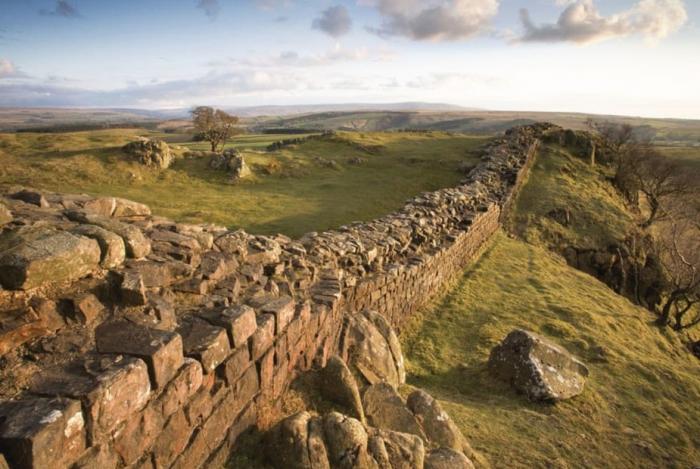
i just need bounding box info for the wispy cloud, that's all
[39,0,82,18]
[518,0,688,44]
[210,46,395,68]
[0,70,310,107]
[361,0,499,41]
[0,59,28,79]
[312,5,353,38]
[197,0,220,20]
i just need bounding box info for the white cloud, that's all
[360,0,499,41]
[312,5,353,38]
[519,0,687,44]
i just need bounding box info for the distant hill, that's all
[223,102,475,117]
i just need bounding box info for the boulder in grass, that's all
[123,137,173,169]
[488,329,589,401]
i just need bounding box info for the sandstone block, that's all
[159,358,203,419]
[152,410,192,469]
[0,398,86,469]
[261,296,295,334]
[112,197,151,218]
[178,319,231,373]
[0,229,101,290]
[71,224,126,269]
[220,344,251,386]
[68,293,105,325]
[66,211,151,259]
[96,320,184,389]
[198,304,256,349]
[251,313,275,360]
[120,270,147,306]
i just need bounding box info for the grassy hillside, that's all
[0,129,486,237]
[402,233,700,468]
[255,110,700,145]
[401,143,700,468]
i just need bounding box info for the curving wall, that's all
[0,123,549,469]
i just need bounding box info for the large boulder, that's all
[363,384,425,441]
[488,329,589,401]
[0,227,101,290]
[320,356,366,424]
[123,137,173,169]
[267,411,426,469]
[343,310,405,389]
[425,448,474,469]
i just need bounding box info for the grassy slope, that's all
[0,129,486,237]
[402,145,700,468]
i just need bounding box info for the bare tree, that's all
[624,144,697,228]
[191,106,241,152]
[585,119,635,166]
[655,219,700,330]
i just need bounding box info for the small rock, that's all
[425,448,474,469]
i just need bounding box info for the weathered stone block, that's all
[250,313,275,360]
[0,229,101,290]
[65,211,151,259]
[71,224,126,269]
[96,320,184,389]
[220,344,251,386]
[112,400,164,466]
[261,296,295,334]
[198,304,256,349]
[178,320,231,373]
[158,358,203,419]
[68,293,105,325]
[152,410,192,469]
[0,398,86,469]
[120,270,147,306]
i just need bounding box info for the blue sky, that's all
[0,0,698,118]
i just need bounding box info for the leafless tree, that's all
[623,144,698,228]
[655,219,700,330]
[585,119,635,166]
[191,106,241,152]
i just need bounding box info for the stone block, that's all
[0,398,86,469]
[65,211,151,259]
[0,203,12,226]
[68,293,105,325]
[0,229,101,290]
[152,410,193,469]
[177,319,231,374]
[71,224,126,269]
[250,313,275,360]
[158,358,203,419]
[112,401,164,466]
[219,344,251,386]
[198,304,256,348]
[71,443,119,469]
[31,358,151,442]
[261,296,295,334]
[120,270,147,306]
[96,320,184,389]
[259,348,274,394]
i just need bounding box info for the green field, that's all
[0,129,486,237]
[401,143,700,468]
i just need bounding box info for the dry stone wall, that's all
[0,123,551,469]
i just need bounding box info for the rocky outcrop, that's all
[123,137,174,169]
[209,149,251,182]
[320,356,366,424]
[488,329,589,401]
